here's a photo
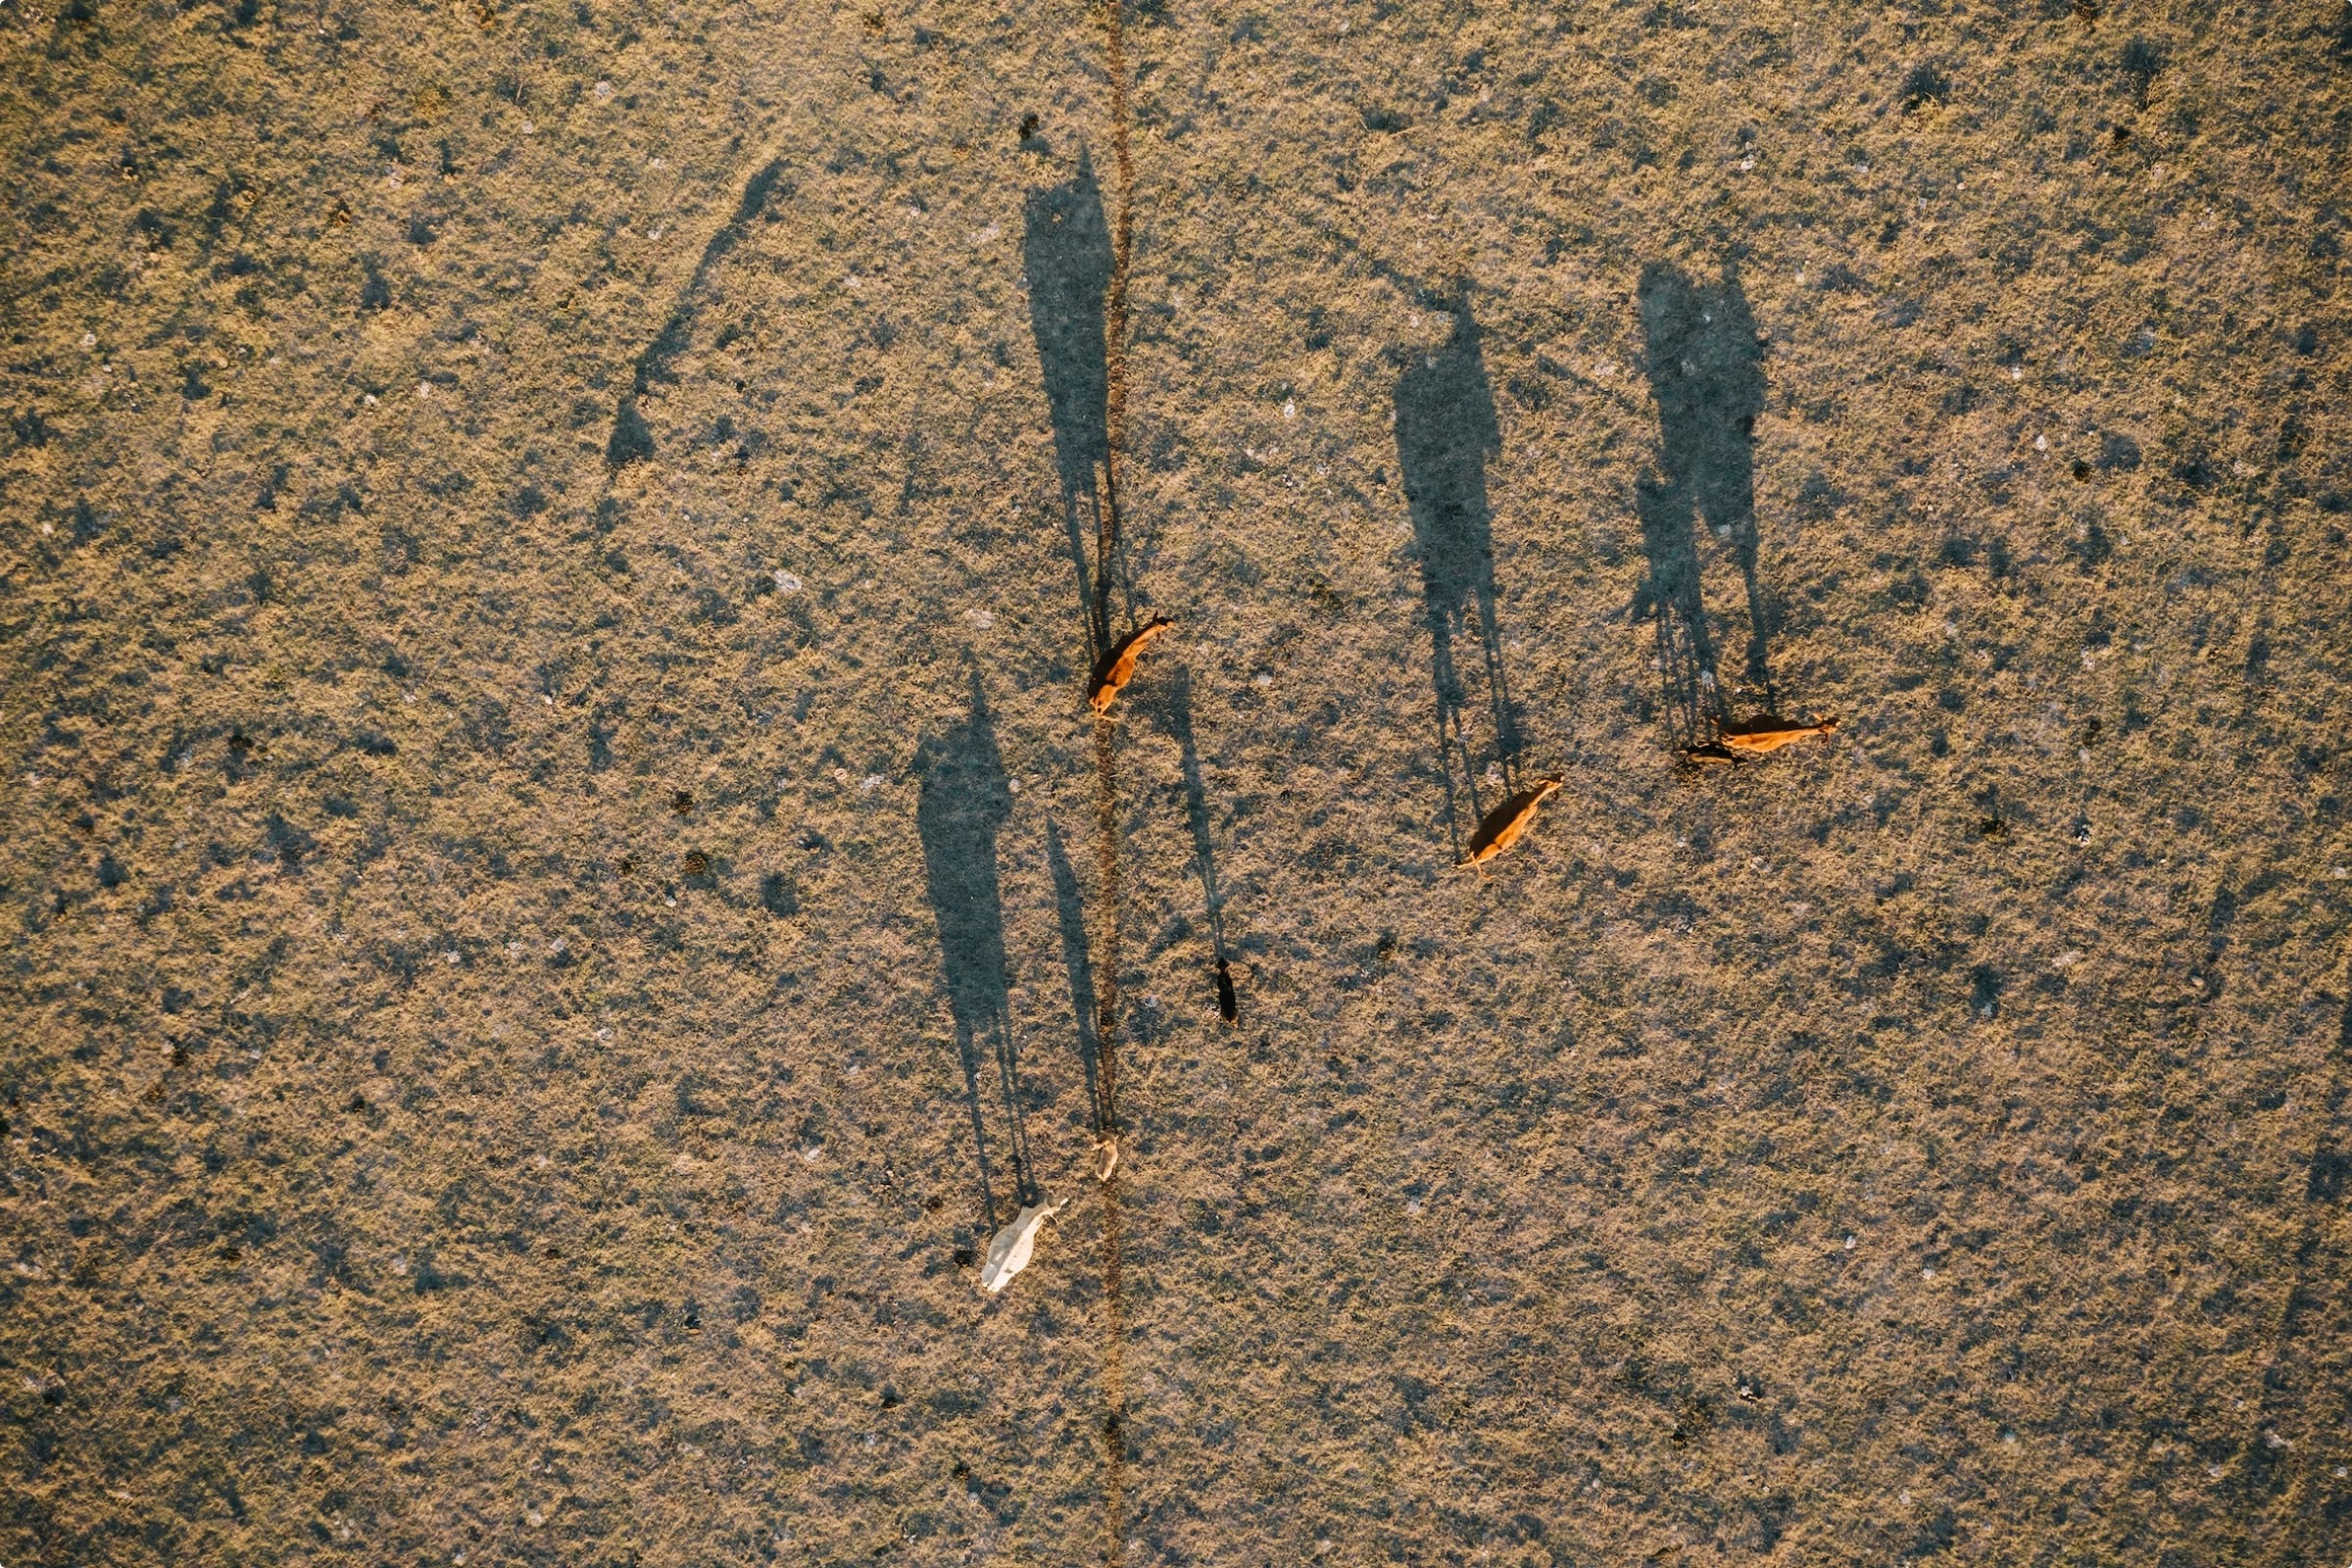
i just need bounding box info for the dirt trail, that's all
[1088,2,1139,1555]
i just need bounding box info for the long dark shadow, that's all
[1145,665,1234,1019]
[1022,153,1124,664]
[607,157,788,468]
[1045,820,1109,1136]
[914,672,1034,1232]
[1396,285,1520,853]
[1635,260,1773,745]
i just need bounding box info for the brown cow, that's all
[1464,776,1565,865]
[1718,714,1838,756]
[1088,616,1175,714]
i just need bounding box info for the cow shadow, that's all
[1023,152,1133,665]
[914,672,1035,1231]
[1634,261,1773,748]
[1396,286,1521,854]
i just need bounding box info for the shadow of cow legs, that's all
[915,673,1036,1231]
[1635,469,1726,749]
[1045,819,1109,1139]
[1143,665,1237,1021]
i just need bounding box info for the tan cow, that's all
[1718,714,1838,755]
[1464,776,1565,865]
[1088,616,1175,713]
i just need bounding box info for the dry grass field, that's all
[5,1,2352,1563]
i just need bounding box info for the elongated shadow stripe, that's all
[608,158,788,468]
[1634,259,1775,745]
[1395,286,1523,847]
[914,674,1034,1233]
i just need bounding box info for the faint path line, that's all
[1094,720,1130,1563]
[2079,901,2349,1560]
[2242,971,2352,1563]
[1091,2,1137,1560]
[1098,0,1136,596]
